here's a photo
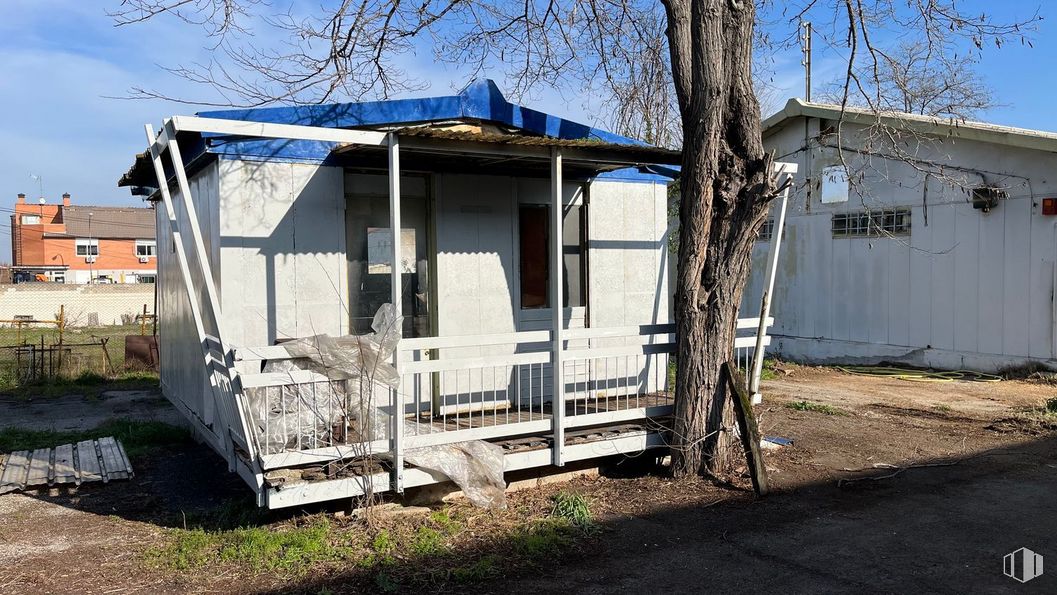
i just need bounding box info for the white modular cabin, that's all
[746,99,1057,373]
[121,80,785,508]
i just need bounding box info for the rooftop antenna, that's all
[29,174,44,201]
[800,22,813,102]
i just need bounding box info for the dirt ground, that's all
[1,366,1055,593]
[1,388,184,432]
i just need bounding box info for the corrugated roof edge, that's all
[763,98,1057,153]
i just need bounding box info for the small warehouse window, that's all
[518,203,586,309]
[135,240,157,257]
[757,218,775,242]
[820,165,850,204]
[75,238,99,256]
[832,209,911,238]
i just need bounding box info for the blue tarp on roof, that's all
[198,79,644,146]
[120,78,675,185]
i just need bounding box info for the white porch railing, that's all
[232,317,772,476]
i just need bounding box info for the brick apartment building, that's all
[10,193,156,284]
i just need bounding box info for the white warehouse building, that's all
[746,99,1057,372]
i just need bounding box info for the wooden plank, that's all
[725,361,769,497]
[76,440,102,484]
[26,448,51,487]
[52,443,76,485]
[0,450,31,494]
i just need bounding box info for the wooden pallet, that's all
[0,437,133,495]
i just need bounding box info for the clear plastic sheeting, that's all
[242,303,507,509]
[405,440,508,510]
[245,304,403,454]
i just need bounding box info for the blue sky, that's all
[0,1,1052,262]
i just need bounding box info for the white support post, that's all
[159,122,257,463]
[749,162,799,404]
[550,147,565,466]
[388,132,405,492]
[144,124,222,423]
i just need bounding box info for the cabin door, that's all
[514,181,588,403]
[344,172,434,338]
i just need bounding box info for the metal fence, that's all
[0,283,156,385]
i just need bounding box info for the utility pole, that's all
[801,21,813,102]
[88,211,94,284]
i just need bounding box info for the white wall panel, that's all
[976,207,1005,355]
[952,206,980,353]
[1002,197,1032,356]
[928,205,957,351]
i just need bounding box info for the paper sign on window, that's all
[367,227,416,274]
[820,165,850,204]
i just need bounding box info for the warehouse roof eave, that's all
[763,98,1057,153]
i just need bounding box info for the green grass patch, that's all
[551,490,595,532]
[759,357,785,381]
[1046,397,1057,415]
[785,400,847,416]
[0,324,155,391]
[0,370,159,399]
[150,519,344,575]
[512,518,577,558]
[150,499,592,588]
[0,418,189,458]
[452,554,502,583]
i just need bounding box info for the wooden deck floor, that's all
[410,392,673,433]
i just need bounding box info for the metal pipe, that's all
[550,147,565,466]
[749,163,799,403]
[388,132,405,492]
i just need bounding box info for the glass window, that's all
[519,205,549,308]
[75,238,99,256]
[345,190,430,337]
[138,275,156,284]
[136,240,157,257]
[832,209,911,237]
[562,204,585,308]
[21,215,40,224]
[821,165,850,203]
[757,218,775,242]
[518,203,586,309]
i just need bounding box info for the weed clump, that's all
[786,400,847,416]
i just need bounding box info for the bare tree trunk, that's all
[665,0,775,477]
